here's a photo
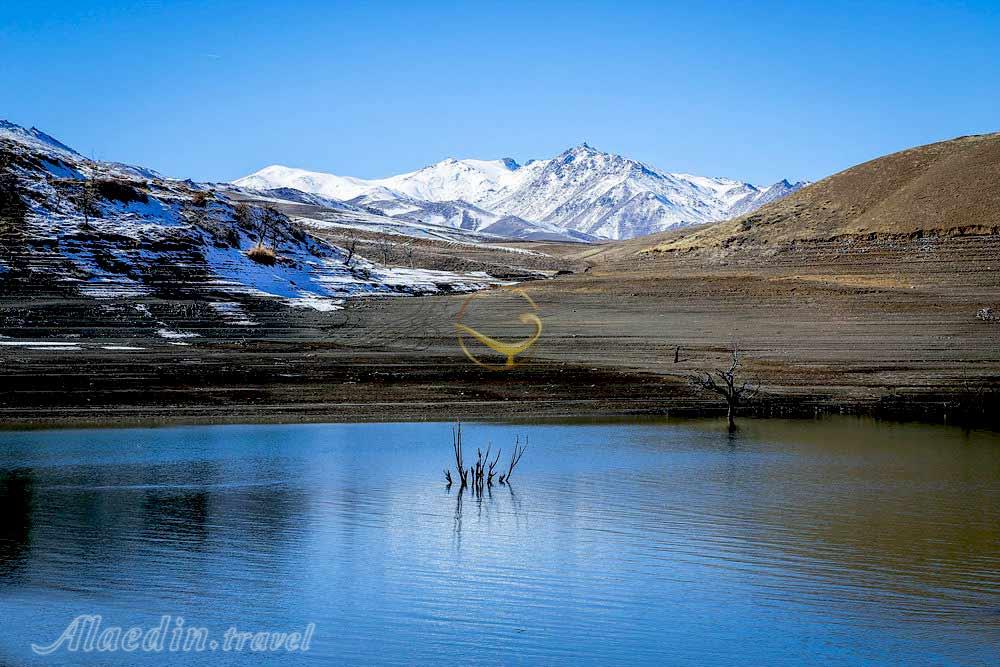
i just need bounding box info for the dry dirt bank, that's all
[1,235,998,429]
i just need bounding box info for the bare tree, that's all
[374,237,394,265]
[446,423,526,491]
[76,178,98,228]
[401,241,415,268]
[234,204,282,265]
[499,436,526,484]
[234,202,253,231]
[342,232,359,267]
[690,342,760,431]
[257,206,283,249]
[486,448,502,485]
[447,422,470,488]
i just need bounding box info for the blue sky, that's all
[2,1,998,184]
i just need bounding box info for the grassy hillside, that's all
[649,132,1000,251]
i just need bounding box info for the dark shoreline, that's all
[3,385,996,432]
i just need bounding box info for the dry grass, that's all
[648,131,1000,252]
[246,244,277,265]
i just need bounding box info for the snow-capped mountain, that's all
[0,120,497,324]
[379,157,524,203]
[235,145,806,240]
[478,144,802,240]
[234,164,381,201]
[234,158,525,207]
[233,158,596,241]
[724,179,804,218]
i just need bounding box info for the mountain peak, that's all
[234,144,804,241]
[256,164,293,174]
[0,120,79,156]
[556,142,605,165]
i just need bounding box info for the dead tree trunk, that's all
[499,436,526,484]
[450,422,469,488]
[690,342,759,431]
[342,233,359,267]
[77,179,97,228]
[374,238,394,265]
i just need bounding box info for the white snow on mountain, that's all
[0,120,80,158]
[0,120,500,321]
[233,164,382,201]
[233,158,596,242]
[725,179,805,218]
[236,157,528,207]
[235,144,805,240]
[380,157,525,203]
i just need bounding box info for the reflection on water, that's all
[0,469,33,581]
[449,478,527,547]
[0,417,997,665]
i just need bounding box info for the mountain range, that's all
[0,120,496,321]
[235,144,806,241]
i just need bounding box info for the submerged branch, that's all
[445,427,527,492]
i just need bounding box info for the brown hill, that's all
[650,132,1000,251]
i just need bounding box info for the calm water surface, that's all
[0,418,998,665]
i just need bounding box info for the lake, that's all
[0,418,997,665]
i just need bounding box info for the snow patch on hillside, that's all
[0,119,507,322]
